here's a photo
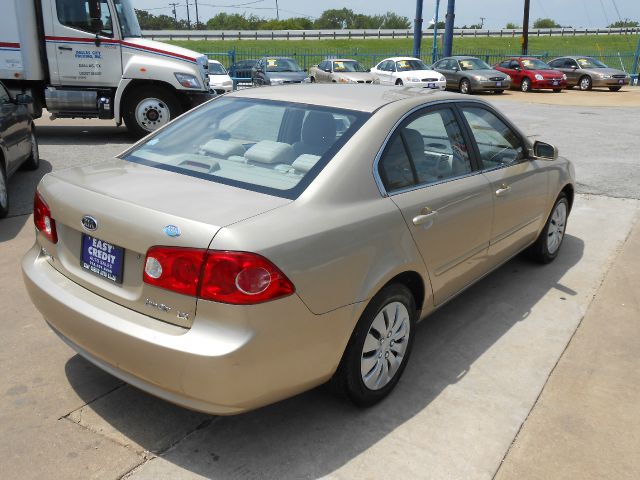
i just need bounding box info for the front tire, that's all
[521,77,532,92]
[553,88,562,93]
[460,78,471,94]
[0,163,8,219]
[527,193,569,264]
[609,86,621,92]
[20,128,40,171]
[579,75,592,91]
[396,79,404,86]
[310,76,315,83]
[334,284,416,407]
[123,86,182,138]
[494,89,504,94]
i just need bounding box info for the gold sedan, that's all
[23,85,575,414]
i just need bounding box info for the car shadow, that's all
[64,234,584,477]
[0,159,52,242]
[35,124,136,146]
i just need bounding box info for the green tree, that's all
[313,8,354,29]
[533,18,562,28]
[427,21,446,30]
[135,9,180,29]
[379,12,411,29]
[505,22,520,29]
[608,19,639,28]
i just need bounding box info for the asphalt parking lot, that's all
[1,87,639,479]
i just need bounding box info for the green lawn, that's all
[168,34,639,71]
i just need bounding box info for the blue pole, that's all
[633,36,640,75]
[443,0,455,58]
[413,0,424,58]
[432,0,441,63]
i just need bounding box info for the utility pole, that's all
[185,0,191,30]
[169,2,179,28]
[443,0,455,58]
[522,0,530,55]
[194,0,199,29]
[276,0,279,21]
[480,17,485,29]
[432,0,441,63]
[413,0,424,58]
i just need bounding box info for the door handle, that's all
[412,207,438,226]
[58,46,73,51]
[495,184,512,197]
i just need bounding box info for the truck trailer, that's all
[1,0,213,136]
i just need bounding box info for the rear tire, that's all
[0,162,8,219]
[521,78,532,92]
[460,78,471,94]
[123,86,182,138]
[609,86,621,92]
[333,284,416,407]
[578,75,592,91]
[20,128,40,171]
[527,193,569,264]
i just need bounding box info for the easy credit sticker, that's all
[267,59,277,67]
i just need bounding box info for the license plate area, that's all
[427,82,436,88]
[81,234,125,284]
[496,82,502,87]
[552,81,559,86]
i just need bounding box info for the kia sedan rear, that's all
[23,85,574,414]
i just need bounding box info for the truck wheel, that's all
[123,86,182,137]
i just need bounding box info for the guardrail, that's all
[144,27,640,41]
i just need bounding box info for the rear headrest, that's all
[201,139,245,158]
[292,154,321,173]
[302,111,337,146]
[403,128,425,162]
[244,140,295,165]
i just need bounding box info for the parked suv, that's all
[251,57,310,86]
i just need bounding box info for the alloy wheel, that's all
[547,201,567,254]
[360,301,411,391]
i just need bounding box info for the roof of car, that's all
[445,56,482,60]
[227,84,468,113]
[382,57,421,62]
[325,58,358,62]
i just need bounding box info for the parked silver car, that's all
[548,56,630,91]
[23,85,574,414]
[251,57,310,86]
[309,59,375,84]
[432,56,512,94]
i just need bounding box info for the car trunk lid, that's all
[36,158,291,328]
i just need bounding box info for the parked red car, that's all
[494,57,567,92]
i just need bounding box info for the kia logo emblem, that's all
[81,215,98,231]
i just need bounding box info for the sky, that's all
[132,0,640,29]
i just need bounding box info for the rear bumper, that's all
[22,244,357,414]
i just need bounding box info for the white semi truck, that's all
[1,0,213,136]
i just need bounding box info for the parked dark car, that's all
[251,57,310,86]
[494,57,566,92]
[230,59,258,81]
[0,81,39,218]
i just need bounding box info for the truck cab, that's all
[2,0,213,136]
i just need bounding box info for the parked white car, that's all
[208,60,233,94]
[370,57,446,89]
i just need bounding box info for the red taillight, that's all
[142,248,295,305]
[200,251,295,304]
[33,192,58,244]
[143,247,206,296]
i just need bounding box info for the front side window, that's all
[55,0,113,37]
[499,60,511,68]
[461,107,525,169]
[378,108,472,193]
[123,98,369,199]
[113,0,142,37]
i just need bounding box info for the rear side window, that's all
[378,108,473,193]
[123,98,369,199]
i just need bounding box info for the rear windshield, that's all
[122,97,370,199]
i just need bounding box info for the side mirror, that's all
[514,66,521,71]
[15,94,33,105]
[570,65,578,70]
[452,66,459,72]
[532,141,558,160]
